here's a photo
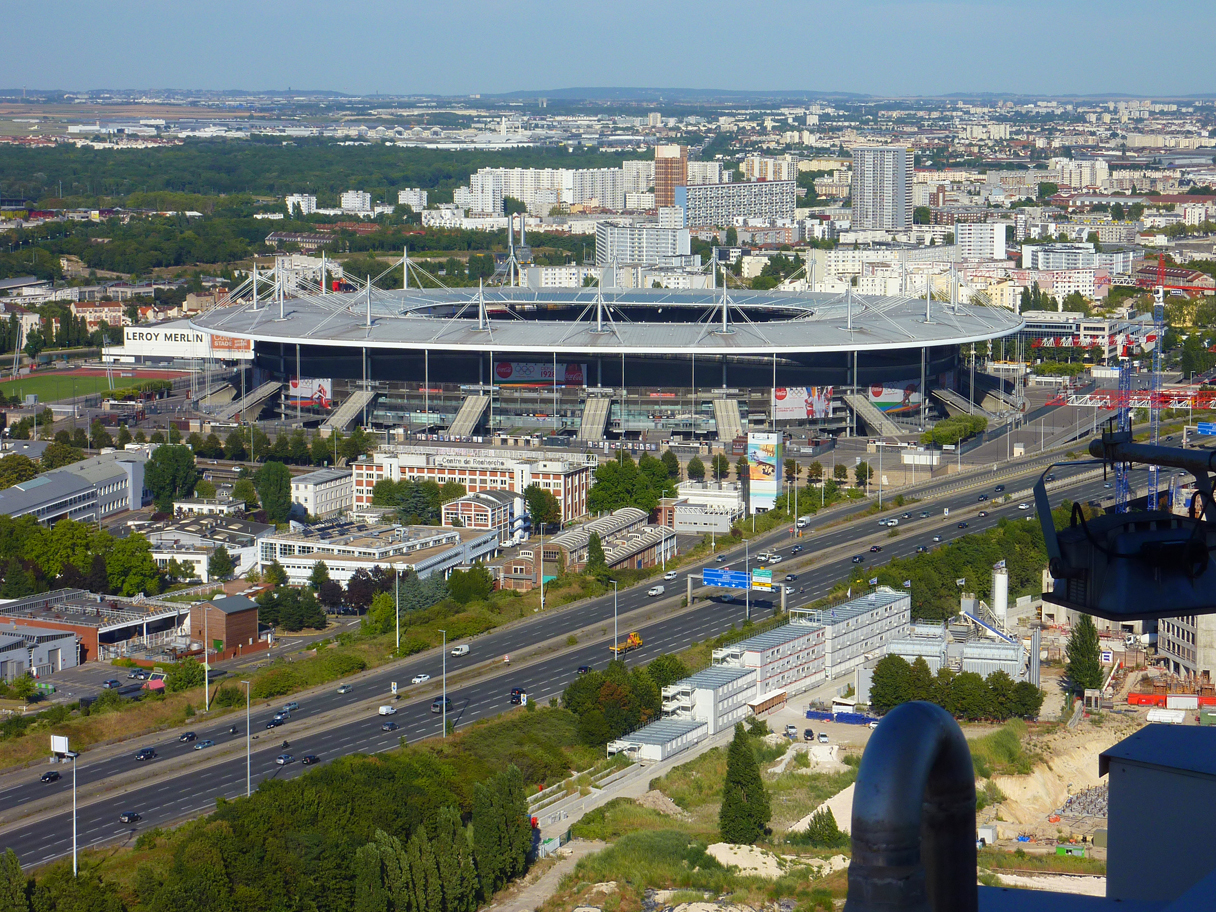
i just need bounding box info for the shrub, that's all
[251,666,301,700]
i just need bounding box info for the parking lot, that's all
[761,699,875,752]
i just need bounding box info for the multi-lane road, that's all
[0,458,1135,866]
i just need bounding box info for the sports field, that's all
[0,368,182,403]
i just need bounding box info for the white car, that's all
[411,673,431,685]
[663,571,677,581]
[378,705,397,716]
[768,555,782,564]
[1018,503,1032,511]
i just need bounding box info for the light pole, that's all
[202,604,209,713]
[439,628,447,737]
[241,680,251,796]
[395,567,401,655]
[71,750,77,876]
[745,537,750,622]
[611,580,618,658]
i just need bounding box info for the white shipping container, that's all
[1166,694,1199,710]
[1146,708,1187,724]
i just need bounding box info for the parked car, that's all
[179,732,196,743]
[276,754,293,765]
[868,721,880,730]
[784,725,798,739]
[40,771,61,783]
[803,729,815,742]
[381,721,399,732]
[337,684,354,694]
[135,748,157,762]
[411,673,431,685]
[301,754,320,766]
[118,812,141,824]
[102,680,121,689]
[127,670,147,680]
[818,732,829,743]
[194,740,215,750]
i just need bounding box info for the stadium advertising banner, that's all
[288,378,333,409]
[208,333,254,360]
[868,379,922,414]
[747,432,782,514]
[119,326,253,362]
[493,361,588,388]
[772,386,833,420]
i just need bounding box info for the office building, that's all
[352,450,592,522]
[675,181,797,227]
[0,622,78,679]
[955,222,1009,261]
[851,146,913,230]
[0,450,149,524]
[462,167,625,215]
[441,490,525,546]
[339,190,372,213]
[285,194,317,216]
[257,521,500,585]
[290,467,352,519]
[143,516,273,578]
[595,223,691,266]
[396,188,428,211]
[654,145,688,208]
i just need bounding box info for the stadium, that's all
[190,280,1024,443]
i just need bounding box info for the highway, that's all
[0,459,1135,866]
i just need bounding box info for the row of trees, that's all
[587,452,678,513]
[0,516,162,598]
[869,655,1044,721]
[371,478,466,525]
[920,414,988,447]
[184,425,374,467]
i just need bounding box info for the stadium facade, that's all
[190,283,1023,441]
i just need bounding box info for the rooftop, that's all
[792,586,909,628]
[1099,723,1216,779]
[0,589,183,630]
[734,620,824,652]
[201,595,258,615]
[679,664,755,690]
[614,715,706,746]
[291,467,353,486]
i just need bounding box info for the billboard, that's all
[493,361,588,388]
[208,333,254,359]
[287,378,333,409]
[868,380,922,414]
[116,324,254,361]
[747,432,782,514]
[772,386,833,420]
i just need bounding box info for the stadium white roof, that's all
[193,287,1023,356]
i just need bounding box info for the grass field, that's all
[0,373,146,403]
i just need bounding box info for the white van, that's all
[450,644,470,657]
[378,705,397,716]
[756,553,772,563]
[647,585,665,597]
[795,517,810,529]
[663,571,677,581]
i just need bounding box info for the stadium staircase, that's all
[712,399,744,442]
[214,381,282,421]
[931,388,995,420]
[321,390,376,434]
[841,392,904,437]
[575,397,612,442]
[448,395,489,437]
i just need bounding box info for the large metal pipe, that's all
[844,701,977,912]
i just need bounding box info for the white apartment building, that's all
[794,587,912,679]
[595,223,691,266]
[687,161,728,185]
[290,468,352,519]
[340,190,372,213]
[851,146,913,230]
[397,188,428,210]
[623,160,655,194]
[742,155,799,182]
[1011,268,1108,303]
[351,450,592,522]
[624,192,655,210]
[675,181,797,227]
[1021,243,1138,275]
[955,222,1009,261]
[285,194,317,216]
[464,167,626,215]
[1053,158,1111,190]
[523,265,599,289]
[713,620,828,698]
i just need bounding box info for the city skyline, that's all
[3,0,1215,99]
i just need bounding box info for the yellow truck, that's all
[610,632,643,655]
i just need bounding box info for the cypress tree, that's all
[353,844,388,912]
[1066,614,1104,691]
[432,807,477,912]
[500,766,533,880]
[471,781,505,897]
[719,723,771,844]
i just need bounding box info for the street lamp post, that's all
[71,751,77,876]
[395,567,401,655]
[241,680,251,796]
[439,628,447,737]
[611,581,618,659]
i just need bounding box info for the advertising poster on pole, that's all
[288,378,333,409]
[867,379,922,414]
[493,362,588,388]
[772,386,834,420]
[747,432,782,514]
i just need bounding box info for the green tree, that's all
[223,429,247,461]
[687,456,705,482]
[1066,613,1104,691]
[448,565,493,604]
[913,205,931,225]
[144,444,198,512]
[194,478,217,499]
[660,449,681,480]
[165,657,206,693]
[735,456,749,482]
[0,847,28,912]
[586,532,607,575]
[0,455,38,491]
[10,675,36,705]
[116,425,133,447]
[799,807,848,848]
[833,463,848,482]
[711,453,731,481]
[232,477,259,508]
[40,442,85,470]
[264,561,289,587]
[1038,181,1060,200]
[869,654,911,714]
[90,419,114,450]
[523,483,560,530]
[854,460,872,488]
[907,655,934,702]
[808,460,823,484]
[308,560,330,589]
[255,461,293,523]
[208,545,235,581]
[719,723,770,844]
[646,653,689,688]
[106,535,161,596]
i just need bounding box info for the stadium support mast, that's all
[252,262,259,310]
[1116,364,1132,512]
[1149,258,1167,505]
[403,247,409,291]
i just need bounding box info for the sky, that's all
[4,0,1215,99]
